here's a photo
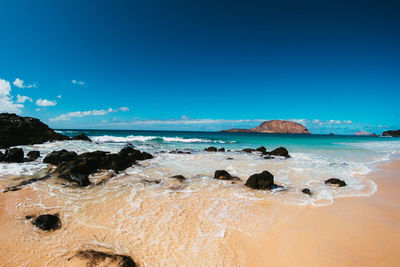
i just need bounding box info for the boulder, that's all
[214,170,236,180]
[325,178,346,187]
[265,147,290,158]
[218,148,225,152]
[27,150,40,161]
[301,188,312,196]
[0,113,69,149]
[71,133,92,141]
[382,130,400,137]
[32,214,61,231]
[245,170,281,190]
[3,148,24,163]
[0,151,4,161]
[204,146,217,152]
[43,149,77,165]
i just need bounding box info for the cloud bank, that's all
[50,107,129,121]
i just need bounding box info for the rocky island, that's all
[221,120,310,134]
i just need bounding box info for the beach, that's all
[0,142,399,266]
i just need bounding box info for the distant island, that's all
[221,120,311,134]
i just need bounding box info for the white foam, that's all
[90,135,234,144]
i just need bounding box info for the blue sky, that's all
[0,0,399,134]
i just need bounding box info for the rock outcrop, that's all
[44,147,153,186]
[72,250,137,267]
[222,120,310,134]
[0,113,69,148]
[214,170,239,180]
[27,151,40,161]
[382,130,400,137]
[71,133,92,141]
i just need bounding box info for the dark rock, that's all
[54,147,152,186]
[218,148,225,152]
[74,250,137,267]
[4,174,51,192]
[265,147,290,158]
[214,170,239,180]
[325,178,347,187]
[226,157,234,160]
[0,151,4,161]
[263,155,273,159]
[32,214,61,231]
[43,150,77,165]
[25,215,34,220]
[71,133,92,142]
[204,146,217,152]
[0,113,69,149]
[245,170,281,190]
[27,150,40,161]
[301,188,312,196]
[256,146,267,154]
[382,130,400,137]
[3,148,24,163]
[141,151,153,160]
[169,175,186,181]
[242,148,256,153]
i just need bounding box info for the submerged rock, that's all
[204,146,217,152]
[27,150,40,161]
[169,175,186,181]
[325,178,347,187]
[4,174,51,192]
[245,170,281,190]
[71,133,92,141]
[3,148,24,163]
[43,149,77,165]
[301,188,312,196]
[0,113,69,149]
[73,250,137,267]
[32,214,61,231]
[214,170,238,180]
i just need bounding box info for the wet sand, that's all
[0,160,399,266]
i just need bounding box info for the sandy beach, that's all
[0,158,398,266]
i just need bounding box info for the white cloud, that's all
[13,78,24,88]
[36,98,57,107]
[50,107,128,121]
[0,79,24,113]
[16,94,33,103]
[72,79,85,86]
[12,78,37,88]
[57,95,62,99]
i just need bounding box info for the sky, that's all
[0,0,399,134]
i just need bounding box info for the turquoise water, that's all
[59,129,400,160]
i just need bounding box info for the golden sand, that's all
[0,161,399,266]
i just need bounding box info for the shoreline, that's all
[0,157,399,266]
